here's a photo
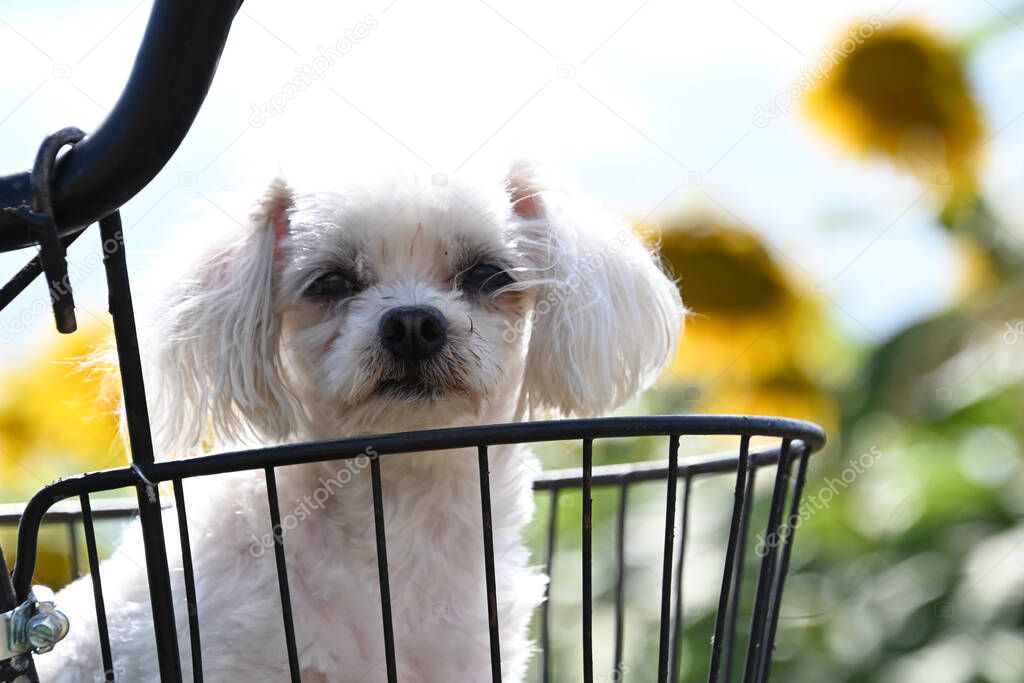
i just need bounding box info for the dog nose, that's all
[379,305,448,360]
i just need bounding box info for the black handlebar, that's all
[0,0,243,252]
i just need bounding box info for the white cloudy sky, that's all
[1,0,1022,357]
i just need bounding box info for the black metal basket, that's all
[0,2,826,681]
[1,413,824,683]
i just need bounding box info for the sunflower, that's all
[0,324,124,500]
[804,21,984,219]
[644,214,838,428]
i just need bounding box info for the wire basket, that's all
[2,414,823,683]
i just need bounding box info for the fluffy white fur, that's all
[36,164,684,682]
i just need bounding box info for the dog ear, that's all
[507,162,685,417]
[149,178,300,456]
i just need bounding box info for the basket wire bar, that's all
[612,484,629,678]
[540,489,558,683]
[80,495,114,680]
[758,447,811,682]
[67,521,81,581]
[742,440,793,682]
[722,462,758,683]
[656,436,681,682]
[708,436,751,682]
[668,476,692,683]
[99,212,183,680]
[171,479,204,681]
[264,467,302,683]
[581,438,594,683]
[369,455,399,683]
[478,445,505,682]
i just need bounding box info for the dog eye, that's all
[460,263,514,294]
[305,271,356,300]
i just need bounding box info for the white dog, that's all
[37,163,683,682]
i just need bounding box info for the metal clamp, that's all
[1,586,69,661]
[4,128,87,333]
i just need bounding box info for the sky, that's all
[1,0,1022,357]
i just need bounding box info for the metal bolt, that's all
[27,609,70,653]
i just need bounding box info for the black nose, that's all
[379,305,448,360]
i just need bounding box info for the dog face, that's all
[276,178,535,432]
[149,165,684,455]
